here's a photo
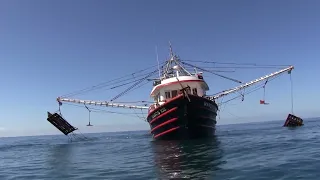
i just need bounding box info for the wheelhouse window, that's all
[165,91,171,99]
[192,88,198,95]
[171,90,178,97]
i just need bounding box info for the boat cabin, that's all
[150,70,209,106]
[148,43,210,111]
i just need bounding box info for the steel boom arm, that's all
[56,97,149,110]
[207,65,294,100]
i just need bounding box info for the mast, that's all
[169,41,174,57]
[161,41,192,79]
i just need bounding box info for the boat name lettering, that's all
[151,108,167,119]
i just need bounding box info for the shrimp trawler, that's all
[145,46,219,140]
[47,42,299,140]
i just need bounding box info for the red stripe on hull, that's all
[147,93,218,140]
[151,117,178,133]
[154,126,180,139]
[149,107,178,124]
[148,94,183,115]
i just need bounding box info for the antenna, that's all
[155,45,161,78]
[169,41,174,58]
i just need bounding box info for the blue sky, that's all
[0,0,319,137]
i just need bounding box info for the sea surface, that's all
[0,118,320,180]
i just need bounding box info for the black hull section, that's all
[147,94,218,140]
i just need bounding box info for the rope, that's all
[181,61,242,83]
[219,75,280,105]
[84,104,91,125]
[181,59,290,67]
[58,103,62,116]
[263,86,266,101]
[128,71,148,122]
[262,79,268,101]
[60,63,164,98]
[199,66,285,69]
[290,73,294,114]
[109,77,150,89]
[111,100,153,104]
[110,69,158,101]
[132,108,147,121]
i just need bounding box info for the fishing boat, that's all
[48,42,298,140]
[146,46,218,140]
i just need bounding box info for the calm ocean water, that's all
[0,118,319,180]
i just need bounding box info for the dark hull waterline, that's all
[147,94,218,140]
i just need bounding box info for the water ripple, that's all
[0,119,319,179]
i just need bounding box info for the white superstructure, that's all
[149,44,209,106]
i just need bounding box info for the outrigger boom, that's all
[57,65,294,107]
[56,97,149,110]
[207,65,294,100]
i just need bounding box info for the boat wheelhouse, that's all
[148,47,210,112]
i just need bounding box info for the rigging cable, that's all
[58,101,63,115]
[262,79,268,104]
[198,66,284,69]
[220,84,264,105]
[110,69,159,101]
[84,104,92,126]
[127,71,150,121]
[111,100,153,104]
[63,103,146,115]
[181,61,242,83]
[290,71,294,114]
[217,74,282,105]
[110,78,152,102]
[60,62,165,98]
[184,67,236,72]
[61,69,160,98]
[109,76,155,89]
[207,70,285,98]
[182,59,290,67]
[132,108,147,121]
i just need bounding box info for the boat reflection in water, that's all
[151,136,225,179]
